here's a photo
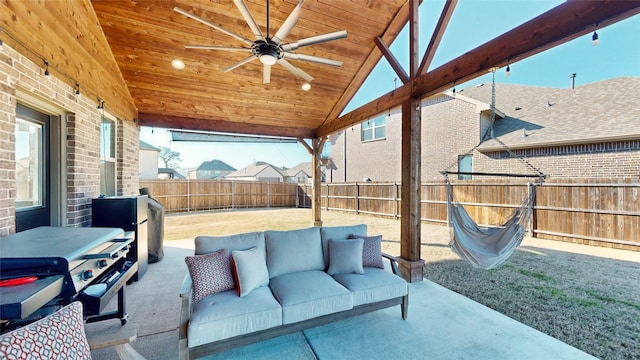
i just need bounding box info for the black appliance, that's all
[92,195,148,281]
[0,226,137,329]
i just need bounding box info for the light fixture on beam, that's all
[44,60,50,76]
[506,65,511,77]
[591,31,599,46]
[301,82,311,91]
[75,82,80,96]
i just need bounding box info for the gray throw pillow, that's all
[327,238,364,275]
[232,247,269,297]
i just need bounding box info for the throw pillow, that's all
[327,238,364,275]
[0,302,92,360]
[231,247,269,297]
[349,234,385,269]
[185,249,236,303]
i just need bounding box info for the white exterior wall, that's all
[139,149,159,179]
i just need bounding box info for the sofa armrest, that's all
[381,252,401,276]
[178,275,192,360]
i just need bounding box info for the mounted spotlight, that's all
[301,82,311,91]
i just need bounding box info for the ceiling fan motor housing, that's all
[253,39,283,63]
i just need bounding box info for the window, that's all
[361,115,386,141]
[15,119,44,209]
[100,116,116,196]
[458,154,473,180]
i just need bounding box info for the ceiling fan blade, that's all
[281,30,347,51]
[263,64,271,84]
[277,59,313,82]
[174,7,253,46]
[224,56,257,72]
[272,0,304,45]
[234,0,265,41]
[185,45,252,52]
[283,53,342,67]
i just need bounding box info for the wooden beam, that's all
[311,137,327,226]
[374,37,409,84]
[323,0,413,124]
[137,113,316,139]
[318,0,640,137]
[409,0,419,78]
[417,0,457,75]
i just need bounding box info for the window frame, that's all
[361,115,386,142]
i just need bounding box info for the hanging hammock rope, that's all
[442,68,545,269]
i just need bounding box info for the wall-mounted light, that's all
[75,82,80,96]
[301,82,311,91]
[0,38,3,52]
[44,60,50,76]
[97,97,105,109]
[591,31,599,46]
[452,81,456,94]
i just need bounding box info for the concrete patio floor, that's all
[86,236,599,360]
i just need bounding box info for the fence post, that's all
[187,177,191,213]
[355,183,359,215]
[268,182,271,208]
[394,182,399,219]
[232,180,235,209]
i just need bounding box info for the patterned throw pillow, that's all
[185,249,236,303]
[0,301,92,360]
[348,234,385,268]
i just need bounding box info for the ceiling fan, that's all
[174,0,347,89]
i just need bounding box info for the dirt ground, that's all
[165,208,640,360]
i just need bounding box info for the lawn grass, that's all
[164,208,640,360]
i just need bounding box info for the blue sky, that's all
[140,1,640,171]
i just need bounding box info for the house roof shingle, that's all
[453,77,640,151]
[196,160,236,172]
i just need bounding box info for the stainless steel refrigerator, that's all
[91,195,148,281]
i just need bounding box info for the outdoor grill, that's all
[0,226,138,332]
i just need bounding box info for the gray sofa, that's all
[178,224,408,360]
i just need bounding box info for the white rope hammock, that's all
[446,180,536,269]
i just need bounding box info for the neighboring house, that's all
[225,161,286,182]
[283,162,314,183]
[329,77,640,182]
[189,160,236,179]
[139,140,159,179]
[158,168,185,180]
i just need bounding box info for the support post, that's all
[299,137,327,227]
[399,98,425,282]
[398,0,425,283]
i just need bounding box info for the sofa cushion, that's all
[269,270,353,324]
[332,267,408,306]
[188,287,282,348]
[327,238,364,275]
[185,249,236,303]
[232,247,269,297]
[194,231,265,256]
[320,224,367,268]
[265,227,324,278]
[348,234,385,269]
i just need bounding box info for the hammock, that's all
[446,180,537,269]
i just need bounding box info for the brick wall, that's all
[475,141,640,179]
[0,44,139,235]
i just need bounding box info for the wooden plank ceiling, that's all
[2,1,639,139]
[92,0,407,138]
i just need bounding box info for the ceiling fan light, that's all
[301,82,311,91]
[171,59,185,70]
[259,53,277,65]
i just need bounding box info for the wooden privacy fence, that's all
[140,179,639,250]
[140,179,304,212]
